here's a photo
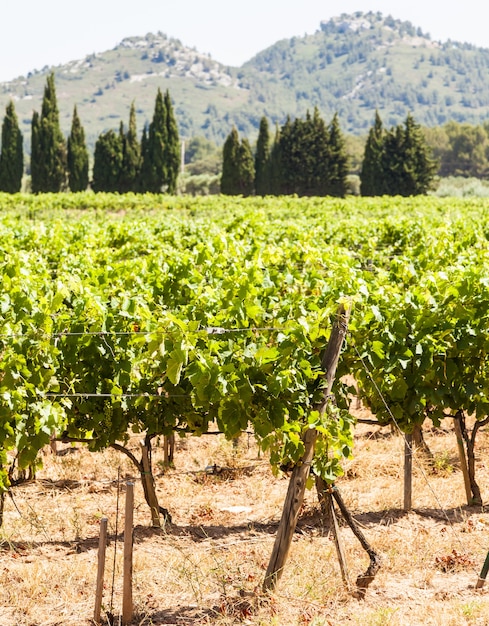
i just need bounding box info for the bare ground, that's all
[2,416,489,626]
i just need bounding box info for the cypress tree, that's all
[237,138,255,196]
[163,90,180,194]
[92,130,123,192]
[31,72,67,193]
[0,101,23,193]
[325,112,348,197]
[120,102,141,193]
[308,108,330,196]
[67,106,89,192]
[278,116,301,195]
[399,113,438,195]
[381,125,404,196]
[140,88,167,193]
[268,125,282,195]
[221,127,241,194]
[360,111,385,196]
[221,128,255,196]
[30,112,41,192]
[254,116,271,196]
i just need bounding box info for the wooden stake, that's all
[476,551,489,589]
[328,492,350,588]
[403,433,413,512]
[454,415,472,506]
[93,517,108,624]
[122,482,134,626]
[263,304,350,592]
[140,441,161,527]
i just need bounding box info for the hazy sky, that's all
[1,1,489,82]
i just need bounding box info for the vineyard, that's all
[1,192,489,624]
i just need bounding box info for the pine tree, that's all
[0,101,23,193]
[67,106,89,192]
[92,130,123,192]
[325,112,348,197]
[120,102,141,193]
[360,111,385,196]
[254,116,271,195]
[140,89,167,193]
[163,90,180,194]
[31,72,67,193]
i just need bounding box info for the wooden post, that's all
[140,441,161,527]
[263,304,350,592]
[454,415,472,506]
[122,482,134,625]
[476,551,489,589]
[403,433,413,512]
[328,492,350,588]
[93,517,108,624]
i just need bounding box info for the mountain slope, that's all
[2,12,489,152]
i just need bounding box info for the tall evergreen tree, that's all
[31,72,67,193]
[140,88,167,193]
[268,125,283,195]
[360,111,385,196]
[221,128,255,196]
[381,125,405,196]
[0,101,23,193]
[278,116,304,195]
[398,113,438,195]
[163,90,180,194]
[221,127,241,195]
[308,108,330,196]
[30,112,41,192]
[120,102,141,193]
[254,116,271,195]
[325,112,348,197]
[92,130,123,192]
[237,138,255,196]
[67,106,89,192]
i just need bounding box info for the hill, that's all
[2,12,489,151]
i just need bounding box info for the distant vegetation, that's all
[2,67,489,196]
[3,12,489,151]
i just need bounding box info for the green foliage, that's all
[8,15,489,151]
[92,130,123,192]
[119,102,141,193]
[250,110,348,197]
[30,73,67,193]
[221,127,254,196]
[0,101,23,193]
[360,111,384,196]
[254,117,271,196]
[325,113,349,197]
[163,90,180,194]
[67,106,89,192]
[140,88,167,193]
[361,112,437,196]
[2,193,489,496]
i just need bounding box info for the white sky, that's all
[1,1,489,83]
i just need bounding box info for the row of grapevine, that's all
[1,193,489,512]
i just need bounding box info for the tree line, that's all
[221,109,437,197]
[0,73,180,194]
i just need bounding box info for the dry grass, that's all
[2,418,489,626]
